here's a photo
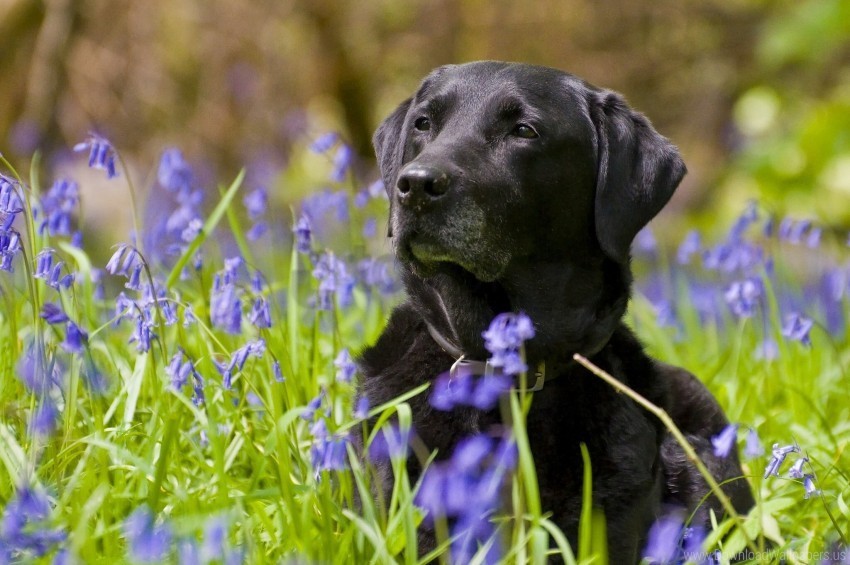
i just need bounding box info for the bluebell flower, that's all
[711,424,738,458]
[246,221,267,241]
[368,424,411,461]
[248,297,271,328]
[210,282,242,335]
[180,218,203,242]
[123,505,172,563]
[724,278,762,318]
[334,349,356,383]
[0,174,24,228]
[784,218,811,245]
[0,229,22,272]
[214,339,266,389]
[73,133,118,178]
[788,456,808,479]
[803,474,821,499]
[415,433,516,564]
[0,483,66,558]
[166,349,197,391]
[482,312,535,375]
[301,391,324,421]
[301,189,350,228]
[354,396,369,419]
[129,312,156,353]
[157,148,194,196]
[293,215,312,254]
[243,186,268,220]
[309,419,349,472]
[806,226,822,248]
[38,179,78,237]
[40,303,69,325]
[33,249,73,290]
[105,244,142,277]
[183,305,197,327]
[471,374,512,410]
[309,132,338,153]
[330,145,354,182]
[764,443,800,478]
[681,526,707,564]
[31,398,59,437]
[354,190,369,208]
[367,179,385,198]
[744,428,764,458]
[272,360,285,383]
[429,372,474,411]
[362,217,377,238]
[192,372,205,406]
[358,257,397,295]
[61,322,88,354]
[781,312,814,346]
[312,252,355,310]
[676,230,701,265]
[754,338,779,361]
[634,227,657,255]
[643,513,684,564]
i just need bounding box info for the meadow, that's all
[0,131,848,564]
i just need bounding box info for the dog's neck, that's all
[403,256,630,369]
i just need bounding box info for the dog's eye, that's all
[414,117,431,132]
[511,123,539,139]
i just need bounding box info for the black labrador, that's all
[357,61,754,562]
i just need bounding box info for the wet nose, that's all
[396,164,450,204]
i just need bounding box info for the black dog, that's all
[357,61,754,562]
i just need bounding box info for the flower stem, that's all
[572,353,758,557]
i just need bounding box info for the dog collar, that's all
[425,321,549,392]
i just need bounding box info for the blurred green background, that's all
[1,0,849,234]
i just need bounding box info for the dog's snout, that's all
[396,165,450,203]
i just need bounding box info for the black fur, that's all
[358,61,754,562]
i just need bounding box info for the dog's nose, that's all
[396,165,450,203]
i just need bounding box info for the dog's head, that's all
[373,62,686,358]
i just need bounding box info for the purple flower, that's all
[634,227,657,255]
[210,282,242,334]
[61,322,88,354]
[214,339,266,389]
[330,145,354,182]
[105,244,143,278]
[248,297,271,328]
[764,443,800,478]
[788,455,808,479]
[0,228,22,272]
[129,312,156,353]
[676,230,701,265]
[38,178,79,237]
[123,506,172,563]
[312,252,355,310]
[34,249,73,290]
[158,148,193,196]
[429,372,474,411]
[31,398,59,437]
[243,186,268,220]
[368,424,411,461]
[643,513,684,564]
[781,312,814,346]
[73,133,118,178]
[293,215,312,254]
[806,226,822,248]
[309,419,349,472]
[0,175,24,217]
[471,374,512,410]
[272,360,285,383]
[354,397,369,419]
[166,349,197,391]
[1,483,66,558]
[711,424,738,458]
[40,303,69,325]
[803,474,821,499]
[724,278,762,318]
[246,221,267,241]
[754,338,779,361]
[358,257,397,295]
[301,391,324,421]
[482,312,535,375]
[309,132,338,153]
[334,349,356,383]
[744,428,764,458]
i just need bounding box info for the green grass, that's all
[0,144,848,564]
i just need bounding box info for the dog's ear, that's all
[590,90,686,263]
[373,98,412,237]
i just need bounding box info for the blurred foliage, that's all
[712,0,850,228]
